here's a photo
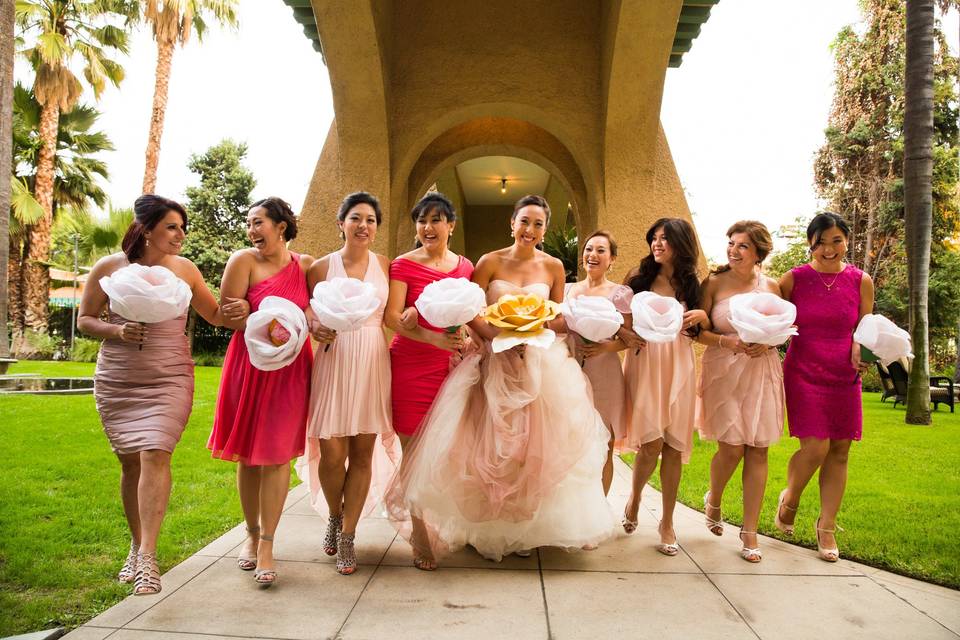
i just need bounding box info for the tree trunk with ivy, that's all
[0,0,14,360]
[143,37,175,194]
[22,100,59,334]
[904,0,935,424]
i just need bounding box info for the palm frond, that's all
[10,176,44,226]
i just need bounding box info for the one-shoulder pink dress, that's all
[208,255,313,465]
[783,264,863,441]
[388,255,474,436]
[696,292,784,447]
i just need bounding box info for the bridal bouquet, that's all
[415,277,486,331]
[560,295,624,343]
[727,292,798,346]
[310,277,382,351]
[484,293,560,353]
[245,296,309,371]
[99,264,192,349]
[853,314,913,366]
[629,291,683,343]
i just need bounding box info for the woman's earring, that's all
[145,239,150,247]
[339,230,345,241]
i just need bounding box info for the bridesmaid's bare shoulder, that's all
[88,252,128,279]
[374,252,390,274]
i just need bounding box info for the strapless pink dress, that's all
[696,293,784,447]
[385,280,616,561]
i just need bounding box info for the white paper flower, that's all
[727,292,798,346]
[560,295,624,343]
[310,277,381,332]
[854,314,913,366]
[99,264,192,323]
[491,328,557,353]
[245,296,309,371]
[630,291,684,343]
[415,277,486,329]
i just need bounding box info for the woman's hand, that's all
[619,328,647,351]
[116,322,147,344]
[720,336,748,354]
[399,306,419,331]
[431,328,465,352]
[682,309,708,331]
[309,317,337,344]
[743,342,770,358]
[221,297,250,323]
[851,342,869,375]
[577,338,618,360]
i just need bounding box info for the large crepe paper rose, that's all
[415,277,486,331]
[853,314,913,366]
[99,264,192,324]
[245,296,309,371]
[310,277,381,332]
[629,291,683,343]
[484,293,561,353]
[560,295,624,343]
[727,292,798,346]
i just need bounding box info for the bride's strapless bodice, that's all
[486,279,551,304]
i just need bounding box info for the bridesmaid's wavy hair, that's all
[512,194,552,225]
[251,197,298,241]
[338,191,382,224]
[712,220,772,274]
[582,229,618,258]
[626,218,702,336]
[807,211,851,247]
[411,192,456,248]
[122,194,188,261]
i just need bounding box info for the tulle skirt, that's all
[385,339,617,562]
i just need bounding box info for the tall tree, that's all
[1,0,14,362]
[14,0,132,334]
[141,0,238,194]
[904,0,936,424]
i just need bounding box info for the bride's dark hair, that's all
[626,217,702,336]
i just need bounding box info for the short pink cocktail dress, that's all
[696,292,784,447]
[783,264,863,441]
[208,255,313,465]
[388,256,474,437]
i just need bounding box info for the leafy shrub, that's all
[193,351,225,367]
[71,337,101,363]
[15,330,64,360]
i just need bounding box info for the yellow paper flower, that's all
[483,293,560,333]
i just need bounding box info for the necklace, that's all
[813,266,842,290]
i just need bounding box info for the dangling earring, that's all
[509,230,515,237]
[145,239,150,247]
[339,230,345,241]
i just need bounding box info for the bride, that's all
[385,194,617,567]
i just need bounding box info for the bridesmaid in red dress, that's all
[209,197,315,587]
[384,192,473,570]
[775,213,873,562]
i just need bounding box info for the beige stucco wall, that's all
[294,0,701,282]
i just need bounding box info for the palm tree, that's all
[904,0,936,424]
[1,0,15,364]
[141,0,237,194]
[14,0,132,334]
[9,82,114,335]
[50,206,132,269]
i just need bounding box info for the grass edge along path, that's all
[622,391,960,589]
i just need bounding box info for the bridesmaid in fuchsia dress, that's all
[210,197,314,587]
[775,213,874,563]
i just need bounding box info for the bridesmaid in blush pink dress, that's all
[209,197,314,587]
[296,192,399,576]
[620,218,708,556]
[695,221,784,563]
[563,230,632,495]
[775,213,874,562]
[79,195,249,596]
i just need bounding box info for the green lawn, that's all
[0,361,251,635]
[624,392,960,589]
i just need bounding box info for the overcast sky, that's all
[14,1,959,262]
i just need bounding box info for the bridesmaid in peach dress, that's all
[620,218,707,556]
[298,192,398,575]
[564,230,632,495]
[695,221,784,563]
[79,195,248,595]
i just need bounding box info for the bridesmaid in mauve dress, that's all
[775,213,874,562]
[619,218,708,556]
[297,191,399,576]
[209,197,315,587]
[383,192,473,571]
[695,221,784,563]
[79,195,248,596]
[563,230,632,496]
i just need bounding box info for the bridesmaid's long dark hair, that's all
[627,217,702,335]
[122,194,188,261]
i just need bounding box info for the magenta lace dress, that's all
[783,263,863,441]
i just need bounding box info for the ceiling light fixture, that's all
[500,178,507,194]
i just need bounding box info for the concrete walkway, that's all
[65,459,960,640]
